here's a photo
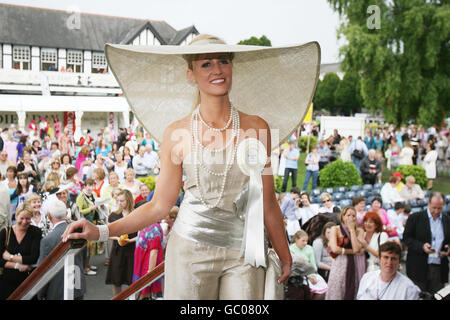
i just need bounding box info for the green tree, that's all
[313,72,341,113]
[334,72,364,115]
[238,35,272,46]
[327,0,450,127]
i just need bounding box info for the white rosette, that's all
[236,138,268,268]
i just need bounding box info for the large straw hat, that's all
[105,38,320,150]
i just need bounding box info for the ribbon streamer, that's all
[236,138,268,268]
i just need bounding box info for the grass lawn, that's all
[278,153,450,195]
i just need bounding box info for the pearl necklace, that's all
[191,106,240,209]
[197,103,233,132]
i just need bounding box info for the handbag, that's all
[0,226,11,277]
[352,149,364,159]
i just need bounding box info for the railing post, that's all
[64,252,75,300]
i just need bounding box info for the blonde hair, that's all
[293,230,308,241]
[320,192,332,202]
[15,203,33,220]
[25,193,42,206]
[125,168,135,178]
[405,175,416,184]
[93,167,106,180]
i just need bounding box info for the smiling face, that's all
[187,53,233,99]
[30,199,42,212]
[16,210,32,231]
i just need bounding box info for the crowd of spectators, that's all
[0,122,179,300]
[0,119,448,300]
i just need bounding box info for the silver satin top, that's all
[172,150,250,250]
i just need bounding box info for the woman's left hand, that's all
[2,250,11,261]
[277,262,291,285]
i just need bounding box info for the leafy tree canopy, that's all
[238,35,272,46]
[327,0,449,127]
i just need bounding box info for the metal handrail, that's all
[7,238,86,300]
[112,261,165,300]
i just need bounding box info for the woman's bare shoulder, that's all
[239,111,270,131]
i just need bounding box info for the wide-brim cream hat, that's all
[105,38,320,150]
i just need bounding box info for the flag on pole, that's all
[304,103,313,122]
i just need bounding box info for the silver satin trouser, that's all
[164,189,265,300]
[164,231,265,300]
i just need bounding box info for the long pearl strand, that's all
[191,105,240,209]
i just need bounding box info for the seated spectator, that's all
[370,197,400,244]
[318,192,340,225]
[400,175,425,201]
[357,241,420,300]
[357,211,388,272]
[280,187,301,242]
[37,199,86,300]
[387,202,406,240]
[135,184,151,204]
[399,204,411,229]
[290,230,328,299]
[312,222,336,282]
[380,176,404,206]
[353,196,366,227]
[296,192,319,228]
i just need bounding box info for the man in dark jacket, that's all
[403,192,449,294]
[37,200,86,300]
[359,149,381,185]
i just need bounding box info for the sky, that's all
[0,0,345,63]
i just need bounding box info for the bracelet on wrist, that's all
[14,262,19,270]
[97,224,110,242]
[342,248,345,255]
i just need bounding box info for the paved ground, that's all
[84,253,130,300]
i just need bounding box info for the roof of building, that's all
[320,62,341,74]
[0,3,198,51]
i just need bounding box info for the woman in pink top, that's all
[369,197,401,245]
[75,145,90,180]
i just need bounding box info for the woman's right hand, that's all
[62,218,100,242]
